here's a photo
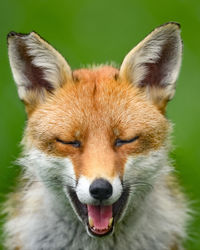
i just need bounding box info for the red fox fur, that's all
[3,22,188,250]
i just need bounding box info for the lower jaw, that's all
[87,217,114,237]
[87,224,113,237]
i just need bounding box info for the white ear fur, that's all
[7,31,72,102]
[119,22,182,104]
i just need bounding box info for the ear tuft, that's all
[119,22,182,111]
[7,31,72,104]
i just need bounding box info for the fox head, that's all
[8,23,182,237]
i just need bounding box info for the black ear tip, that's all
[175,22,181,28]
[169,22,181,28]
[161,22,181,29]
[7,31,30,40]
[7,31,18,39]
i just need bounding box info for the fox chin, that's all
[3,22,189,250]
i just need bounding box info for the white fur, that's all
[3,147,188,250]
[124,147,171,185]
[19,147,76,190]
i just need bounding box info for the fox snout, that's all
[74,175,124,236]
[89,178,113,201]
[76,176,122,206]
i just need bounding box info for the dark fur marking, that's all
[140,38,177,88]
[114,73,119,81]
[92,83,97,96]
[72,72,79,82]
[16,39,54,92]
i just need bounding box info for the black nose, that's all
[89,178,113,200]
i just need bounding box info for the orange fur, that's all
[5,24,187,250]
[24,66,169,179]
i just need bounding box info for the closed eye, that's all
[115,136,139,147]
[56,138,81,148]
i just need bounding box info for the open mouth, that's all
[68,187,129,237]
[87,204,113,235]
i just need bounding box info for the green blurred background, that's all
[0,0,200,249]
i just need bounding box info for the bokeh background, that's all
[0,0,200,249]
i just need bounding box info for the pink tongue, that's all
[87,205,112,230]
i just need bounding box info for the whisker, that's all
[123,181,153,192]
[24,178,76,190]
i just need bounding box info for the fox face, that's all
[8,23,182,237]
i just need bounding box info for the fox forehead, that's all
[25,66,169,155]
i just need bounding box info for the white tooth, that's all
[89,217,94,227]
[109,217,113,227]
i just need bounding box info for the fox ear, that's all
[7,31,72,108]
[119,22,182,112]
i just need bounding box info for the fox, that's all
[2,22,189,250]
